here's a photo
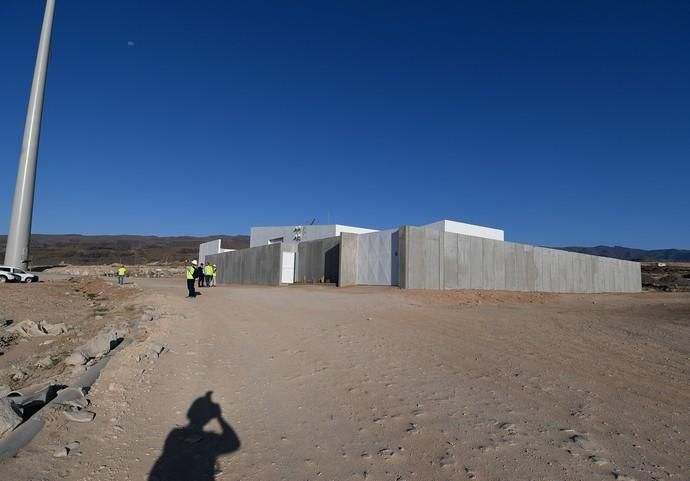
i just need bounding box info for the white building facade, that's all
[250,224,378,248]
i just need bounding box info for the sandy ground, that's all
[0,279,688,481]
[0,275,141,391]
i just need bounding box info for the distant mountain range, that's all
[0,234,687,266]
[558,245,690,262]
[0,234,250,266]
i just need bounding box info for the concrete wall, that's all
[206,243,286,286]
[338,230,400,286]
[198,239,233,265]
[422,220,504,241]
[355,229,399,286]
[399,226,641,293]
[296,237,340,284]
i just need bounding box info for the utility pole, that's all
[4,0,56,269]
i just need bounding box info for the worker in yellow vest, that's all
[211,264,217,287]
[204,263,214,287]
[186,260,198,298]
[117,265,127,286]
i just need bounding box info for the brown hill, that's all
[0,234,249,266]
[558,245,690,262]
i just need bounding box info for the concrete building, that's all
[204,219,641,293]
[250,224,377,248]
[198,239,234,266]
[421,220,504,241]
[250,220,504,247]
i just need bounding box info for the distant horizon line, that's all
[0,232,687,252]
[0,232,249,238]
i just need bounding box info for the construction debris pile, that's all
[45,265,184,279]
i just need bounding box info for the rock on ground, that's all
[0,398,23,438]
[36,356,54,369]
[79,328,126,359]
[53,446,68,458]
[63,351,88,366]
[10,368,28,382]
[63,409,95,423]
[38,320,68,335]
[7,320,44,337]
[6,319,68,337]
[146,342,165,359]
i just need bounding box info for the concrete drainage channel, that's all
[0,337,126,461]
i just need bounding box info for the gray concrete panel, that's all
[602,258,613,292]
[398,227,409,289]
[525,245,538,291]
[356,230,398,286]
[206,243,282,286]
[514,244,526,291]
[405,227,424,289]
[423,228,441,289]
[585,255,595,294]
[444,232,459,289]
[481,239,495,290]
[296,237,340,284]
[572,255,584,292]
[533,246,544,291]
[339,233,359,287]
[493,240,506,290]
[468,236,483,289]
[560,250,568,292]
[546,248,556,292]
[504,242,518,291]
[457,236,472,289]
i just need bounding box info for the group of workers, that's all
[116,261,217,299]
[117,259,218,297]
[185,260,217,298]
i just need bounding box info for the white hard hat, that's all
[192,260,198,265]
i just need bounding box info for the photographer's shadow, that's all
[149,391,240,481]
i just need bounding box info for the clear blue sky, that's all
[1,1,688,249]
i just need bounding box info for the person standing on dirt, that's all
[117,265,127,286]
[204,262,213,287]
[186,260,198,298]
[197,263,206,288]
[211,264,217,287]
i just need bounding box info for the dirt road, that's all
[1,279,689,481]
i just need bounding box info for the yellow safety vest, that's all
[186,266,195,280]
[118,267,126,276]
[205,265,213,276]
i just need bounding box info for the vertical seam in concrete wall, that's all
[400,226,409,289]
[439,231,445,289]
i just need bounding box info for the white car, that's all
[0,270,16,283]
[0,266,39,283]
